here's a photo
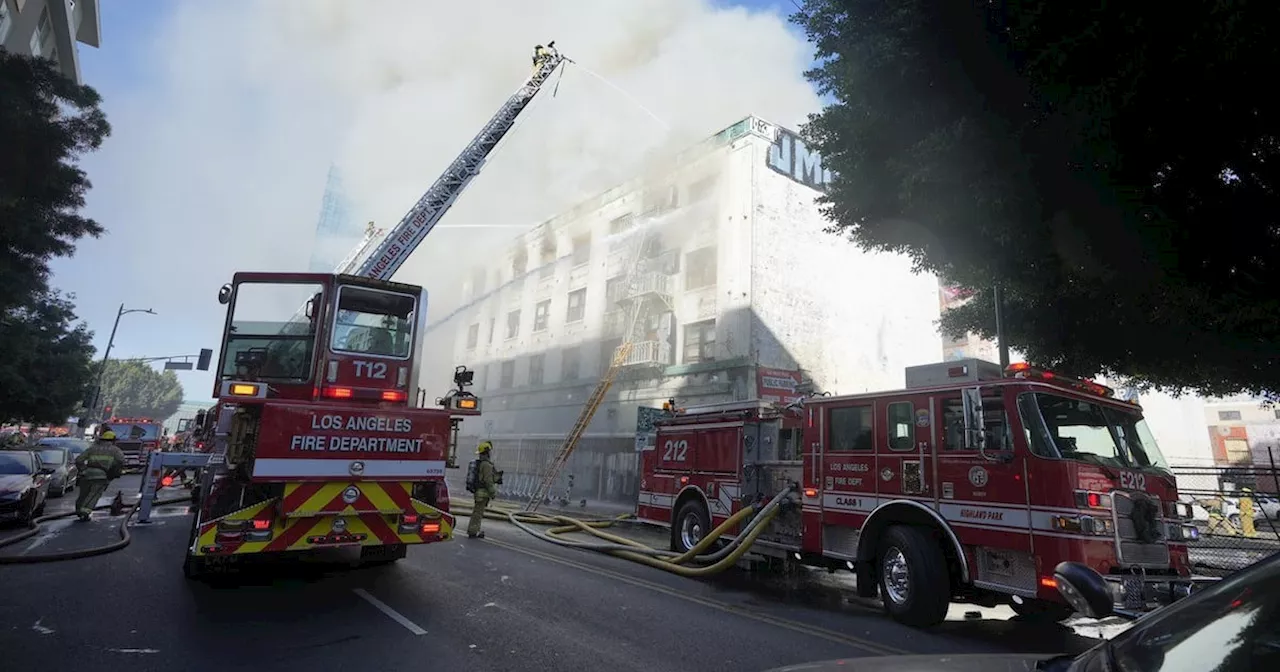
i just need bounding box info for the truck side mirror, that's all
[218,283,233,305]
[961,387,986,451]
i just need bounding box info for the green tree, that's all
[0,291,97,424]
[99,359,185,421]
[794,1,1280,396]
[0,50,108,421]
[0,49,111,313]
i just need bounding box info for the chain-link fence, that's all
[1173,452,1280,575]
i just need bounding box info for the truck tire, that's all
[876,525,951,627]
[671,499,710,554]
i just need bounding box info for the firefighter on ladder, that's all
[531,41,557,73]
[467,441,498,539]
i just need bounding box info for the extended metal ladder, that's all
[352,45,568,281]
[524,227,659,512]
[334,222,384,274]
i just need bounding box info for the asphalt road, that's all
[0,483,1110,672]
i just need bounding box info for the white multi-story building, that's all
[443,116,943,505]
[0,0,101,85]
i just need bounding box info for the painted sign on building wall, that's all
[757,367,804,405]
[767,127,833,192]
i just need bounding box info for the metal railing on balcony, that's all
[624,272,671,303]
[619,340,671,367]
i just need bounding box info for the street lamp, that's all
[88,303,157,419]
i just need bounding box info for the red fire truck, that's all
[100,417,164,472]
[181,272,481,577]
[637,359,1205,627]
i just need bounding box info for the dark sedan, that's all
[0,451,50,526]
[34,445,78,497]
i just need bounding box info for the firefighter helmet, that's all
[477,440,493,455]
[99,429,117,441]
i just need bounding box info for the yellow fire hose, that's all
[449,487,794,578]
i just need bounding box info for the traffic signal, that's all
[196,348,213,371]
[102,404,113,420]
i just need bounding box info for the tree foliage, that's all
[0,50,110,421]
[794,1,1280,396]
[99,359,185,421]
[0,291,96,424]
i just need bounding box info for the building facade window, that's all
[539,237,557,279]
[506,309,521,340]
[687,175,717,203]
[30,5,52,57]
[466,323,479,349]
[533,300,551,332]
[605,276,627,306]
[500,360,515,388]
[685,246,717,290]
[1219,410,1243,421]
[529,354,546,385]
[608,214,634,251]
[566,288,586,323]
[572,233,591,266]
[488,318,496,344]
[600,338,624,373]
[562,346,581,380]
[683,320,716,363]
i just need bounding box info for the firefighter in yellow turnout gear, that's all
[73,429,126,521]
[466,441,498,539]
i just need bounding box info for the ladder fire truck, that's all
[174,43,567,577]
[637,359,1211,627]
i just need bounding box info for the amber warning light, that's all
[230,383,261,396]
[457,398,477,410]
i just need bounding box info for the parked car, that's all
[0,451,51,526]
[36,437,90,470]
[33,445,77,497]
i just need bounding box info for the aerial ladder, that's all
[524,223,664,512]
[334,222,385,274]
[344,42,568,281]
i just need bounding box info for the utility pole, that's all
[88,303,157,419]
[993,286,1010,368]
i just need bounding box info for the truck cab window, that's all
[331,286,416,359]
[224,282,323,381]
[941,395,1013,452]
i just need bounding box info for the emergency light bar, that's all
[1004,363,1115,398]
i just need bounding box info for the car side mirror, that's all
[1053,561,1114,619]
[38,466,55,475]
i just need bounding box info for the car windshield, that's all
[224,282,322,381]
[103,423,160,441]
[330,285,415,359]
[0,453,34,475]
[1018,392,1171,474]
[38,450,65,465]
[1108,556,1280,671]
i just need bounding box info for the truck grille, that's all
[1112,490,1171,567]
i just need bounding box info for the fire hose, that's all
[0,492,193,565]
[449,486,796,578]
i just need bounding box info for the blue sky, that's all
[56,0,821,403]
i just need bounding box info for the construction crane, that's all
[346,42,568,282]
[525,222,668,512]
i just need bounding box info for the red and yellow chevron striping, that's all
[192,481,454,557]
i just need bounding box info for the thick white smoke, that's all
[67,0,820,396]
